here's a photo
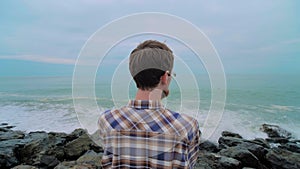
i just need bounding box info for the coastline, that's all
[1,123,299,169]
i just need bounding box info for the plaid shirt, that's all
[98,100,200,169]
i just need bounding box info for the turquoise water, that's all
[0,75,299,141]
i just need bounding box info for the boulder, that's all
[248,138,270,149]
[17,131,67,167]
[222,131,243,139]
[0,139,27,168]
[266,148,300,169]
[40,155,59,168]
[219,146,263,169]
[218,136,244,148]
[11,165,38,169]
[54,161,76,169]
[17,132,50,165]
[0,129,25,141]
[260,124,292,139]
[237,142,268,162]
[279,142,300,153]
[54,161,95,169]
[76,150,102,168]
[64,133,93,160]
[195,152,242,169]
[65,128,86,142]
[199,141,219,153]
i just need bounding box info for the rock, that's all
[76,150,102,167]
[279,142,300,153]
[54,161,77,169]
[218,136,244,148]
[4,125,16,129]
[290,139,300,143]
[218,137,269,168]
[237,142,268,162]
[195,152,242,169]
[0,129,25,141]
[17,131,67,167]
[0,123,9,126]
[65,128,86,142]
[0,127,8,132]
[89,130,104,153]
[260,124,292,139]
[0,139,26,168]
[64,133,93,160]
[17,132,49,165]
[48,132,68,146]
[219,146,263,169]
[199,141,219,153]
[222,131,243,139]
[266,137,289,144]
[266,147,300,169]
[40,155,59,168]
[24,131,49,141]
[11,165,38,169]
[248,138,270,149]
[54,161,95,169]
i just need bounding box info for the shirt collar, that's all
[127,100,164,109]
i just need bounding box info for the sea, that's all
[0,75,299,142]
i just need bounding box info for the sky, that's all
[0,0,300,76]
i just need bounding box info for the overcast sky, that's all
[0,0,299,76]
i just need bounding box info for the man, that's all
[98,40,200,168]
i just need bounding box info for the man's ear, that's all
[160,71,169,85]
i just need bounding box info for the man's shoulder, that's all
[99,109,111,118]
[166,109,199,135]
[167,109,198,126]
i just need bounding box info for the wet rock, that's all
[266,147,300,169]
[248,138,270,149]
[195,152,242,169]
[0,129,25,141]
[266,137,289,144]
[218,136,244,148]
[65,128,86,142]
[279,142,300,153]
[0,139,25,168]
[222,131,243,139]
[199,141,219,153]
[17,131,67,167]
[17,132,49,165]
[11,165,38,169]
[237,142,268,162]
[219,146,263,169]
[40,155,59,168]
[4,125,16,129]
[54,161,76,169]
[260,124,292,139]
[54,161,95,169]
[76,150,102,168]
[64,133,93,159]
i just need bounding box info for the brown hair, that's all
[130,40,173,90]
[131,40,173,54]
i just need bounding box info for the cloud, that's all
[0,55,76,65]
[281,38,300,45]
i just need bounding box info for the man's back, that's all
[98,100,200,169]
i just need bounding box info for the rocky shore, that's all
[1,123,299,169]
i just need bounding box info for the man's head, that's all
[129,40,174,92]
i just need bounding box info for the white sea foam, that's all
[0,99,299,142]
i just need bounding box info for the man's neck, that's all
[135,88,162,101]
